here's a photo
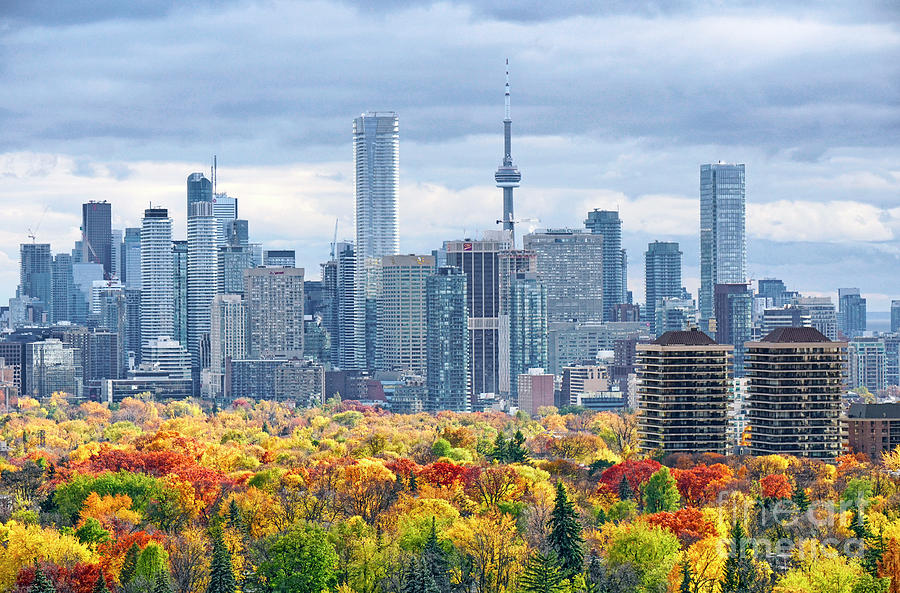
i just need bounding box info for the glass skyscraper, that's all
[187,172,213,213]
[584,209,626,321]
[508,271,549,405]
[187,201,220,385]
[19,243,52,307]
[352,112,399,370]
[426,266,469,412]
[82,201,113,279]
[700,163,746,328]
[644,241,682,336]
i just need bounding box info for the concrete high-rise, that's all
[746,327,845,460]
[523,229,603,323]
[507,271,549,405]
[244,267,304,358]
[208,294,247,398]
[849,337,886,393]
[82,201,113,278]
[140,208,174,355]
[187,201,219,382]
[19,243,52,307]
[838,288,867,338]
[426,266,469,412]
[376,255,434,375]
[700,163,746,329]
[585,209,625,320]
[187,172,213,213]
[353,112,399,370]
[797,296,838,340]
[445,231,513,396]
[637,329,731,455]
[644,241,682,336]
[494,60,522,243]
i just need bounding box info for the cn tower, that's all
[494,59,522,242]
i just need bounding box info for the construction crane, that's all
[26,205,49,243]
[330,218,338,260]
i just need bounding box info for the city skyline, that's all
[1,1,898,307]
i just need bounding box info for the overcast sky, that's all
[1,0,899,308]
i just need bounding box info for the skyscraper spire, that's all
[495,58,521,241]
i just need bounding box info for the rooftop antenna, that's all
[212,155,217,195]
[505,58,510,121]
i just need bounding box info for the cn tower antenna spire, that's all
[505,58,510,121]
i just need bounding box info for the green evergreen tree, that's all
[402,557,424,593]
[617,476,633,501]
[422,518,451,593]
[29,568,56,593]
[791,487,810,513]
[490,432,508,462]
[548,481,584,578]
[207,530,237,593]
[92,571,111,593]
[153,572,174,593]
[519,552,566,593]
[643,467,681,513]
[721,521,769,593]
[120,543,140,585]
[680,560,693,593]
[507,430,530,463]
[227,498,243,529]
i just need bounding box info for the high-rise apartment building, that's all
[19,243,52,307]
[187,201,219,383]
[244,267,304,358]
[797,297,838,341]
[187,172,213,212]
[637,329,732,455]
[758,279,791,308]
[584,209,626,320]
[334,242,358,371]
[644,241,682,336]
[426,266,469,412]
[140,208,174,355]
[838,288,867,338]
[654,297,696,335]
[445,231,513,396]
[212,193,238,245]
[892,301,900,333]
[218,245,254,295]
[746,327,845,460]
[700,163,746,328]
[714,283,752,376]
[849,337,886,393]
[143,336,191,381]
[82,201,113,279]
[523,229,603,323]
[497,249,537,396]
[353,112,399,371]
[507,272,549,404]
[376,255,434,375]
[760,305,811,337]
[208,294,247,398]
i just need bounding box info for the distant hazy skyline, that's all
[1,1,898,307]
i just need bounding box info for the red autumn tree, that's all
[760,473,793,500]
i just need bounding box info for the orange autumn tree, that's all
[760,474,793,500]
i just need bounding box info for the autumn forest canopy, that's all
[1,394,899,593]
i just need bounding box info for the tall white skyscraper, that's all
[207,294,247,397]
[352,112,399,370]
[187,201,219,378]
[212,193,238,246]
[700,163,746,328]
[140,208,174,355]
